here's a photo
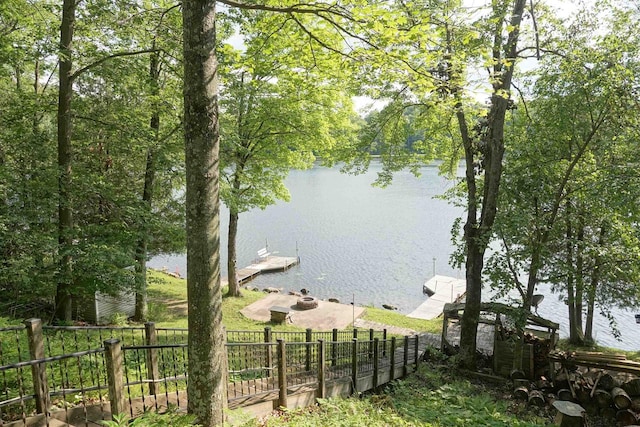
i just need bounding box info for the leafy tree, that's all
[488,4,640,346]
[350,0,532,367]
[182,0,227,423]
[219,12,358,297]
[180,1,370,423]
[0,0,59,310]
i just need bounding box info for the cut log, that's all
[536,378,552,390]
[583,401,598,416]
[511,369,526,380]
[599,373,619,391]
[623,378,640,397]
[576,387,591,404]
[600,406,617,419]
[590,371,604,397]
[528,390,545,407]
[558,389,574,401]
[553,400,585,427]
[513,379,529,389]
[513,386,529,400]
[613,387,632,409]
[555,372,570,391]
[631,397,640,412]
[593,389,612,408]
[616,409,639,426]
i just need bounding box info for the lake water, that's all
[150,162,639,351]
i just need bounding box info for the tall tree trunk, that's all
[585,224,607,343]
[134,49,161,322]
[183,0,227,425]
[565,206,576,339]
[575,213,585,333]
[54,0,76,322]
[226,210,240,297]
[458,0,527,368]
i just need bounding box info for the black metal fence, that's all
[0,320,419,426]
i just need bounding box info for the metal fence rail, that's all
[0,320,420,426]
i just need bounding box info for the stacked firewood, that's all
[511,351,640,426]
[527,332,553,377]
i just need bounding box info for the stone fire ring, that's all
[296,296,319,310]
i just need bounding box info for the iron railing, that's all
[0,320,420,426]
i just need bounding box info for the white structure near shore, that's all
[407,275,466,320]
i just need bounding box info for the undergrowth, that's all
[231,362,549,427]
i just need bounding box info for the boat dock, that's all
[407,275,466,320]
[232,255,300,285]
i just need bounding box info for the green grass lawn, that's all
[362,306,442,334]
[146,269,443,335]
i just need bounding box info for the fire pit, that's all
[296,296,318,310]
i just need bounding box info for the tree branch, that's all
[71,49,158,81]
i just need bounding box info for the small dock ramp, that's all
[224,255,300,286]
[407,275,466,320]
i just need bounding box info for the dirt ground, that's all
[240,293,366,330]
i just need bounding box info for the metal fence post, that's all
[305,328,312,371]
[403,336,409,377]
[368,329,374,360]
[144,322,159,395]
[414,335,420,371]
[331,328,338,367]
[104,339,127,418]
[24,318,50,415]
[373,338,379,389]
[390,337,397,380]
[317,340,326,399]
[264,327,272,376]
[382,329,387,357]
[277,339,287,408]
[353,328,358,339]
[351,338,358,395]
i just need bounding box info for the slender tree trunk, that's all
[575,214,585,333]
[183,0,227,424]
[458,0,527,368]
[134,49,161,322]
[226,210,240,297]
[585,224,606,343]
[513,244,542,370]
[54,0,76,322]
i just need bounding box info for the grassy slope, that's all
[147,270,442,334]
[229,364,548,426]
[147,270,307,332]
[146,271,550,426]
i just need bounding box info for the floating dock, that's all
[232,255,300,285]
[407,275,466,320]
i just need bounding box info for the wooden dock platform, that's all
[407,275,466,320]
[232,255,300,285]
